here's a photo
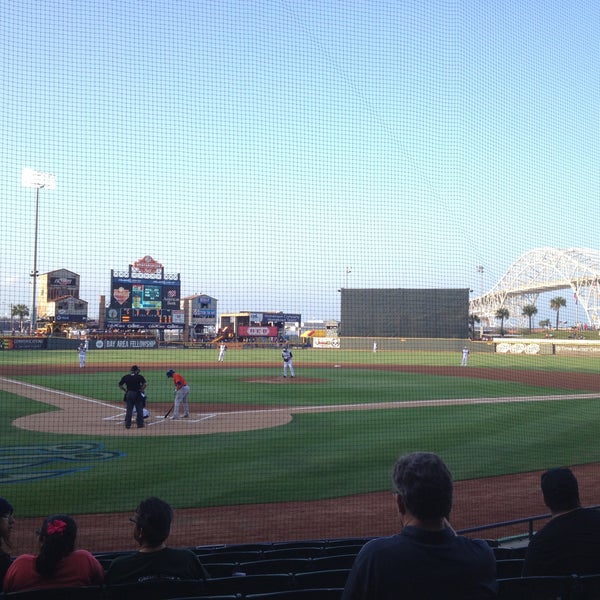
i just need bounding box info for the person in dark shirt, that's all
[0,497,15,591]
[118,365,147,429]
[106,497,208,584]
[523,467,600,576]
[342,452,496,600]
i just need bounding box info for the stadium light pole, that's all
[22,168,56,334]
[476,265,484,338]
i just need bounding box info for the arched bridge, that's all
[469,248,600,328]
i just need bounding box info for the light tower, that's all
[21,168,56,334]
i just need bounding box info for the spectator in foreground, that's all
[106,497,208,584]
[522,467,600,575]
[0,497,15,590]
[3,514,104,592]
[342,451,497,600]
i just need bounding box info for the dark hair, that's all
[135,497,173,547]
[392,452,453,520]
[0,497,14,548]
[0,497,13,519]
[35,514,77,578]
[541,468,580,512]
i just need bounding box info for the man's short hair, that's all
[392,452,453,520]
[135,497,173,546]
[541,468,580,512]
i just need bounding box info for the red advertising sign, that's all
[238,326,278,337]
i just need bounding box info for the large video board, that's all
[107,276,181,328]
[106,257,181,329]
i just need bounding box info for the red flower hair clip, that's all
[46,519,67,535]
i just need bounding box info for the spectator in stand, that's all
[522,467,600,576]
[3,514,103,592]
[106,497,208,584]
[342,452,496,600]
[0,497,15,591]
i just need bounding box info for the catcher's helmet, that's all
[131,365,140,373]
[166,369,175,377]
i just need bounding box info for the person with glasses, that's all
[3,514,103,592]
[0,497,15,591]
[105,497,208,584]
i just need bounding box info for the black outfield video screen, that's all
[340,288,469,338]
[107,277,180,325]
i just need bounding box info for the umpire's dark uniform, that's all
[118,365,147,429]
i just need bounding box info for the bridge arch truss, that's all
[469,248,600,329]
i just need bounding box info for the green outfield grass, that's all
[1,347,600,517]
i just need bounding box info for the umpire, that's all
[119,365,147,429]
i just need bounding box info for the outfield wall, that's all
[493,338,600,355]
[338,337,496,353]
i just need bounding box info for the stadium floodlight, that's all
[22,168,57,334]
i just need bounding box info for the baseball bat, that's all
[164,405,174,419]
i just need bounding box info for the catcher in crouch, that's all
[166,369,190,419]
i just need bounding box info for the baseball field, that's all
[2,346,600,553]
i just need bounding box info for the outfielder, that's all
[461,345,470,366]
[281,346,295,378]
[218,342,227,362]
[166,369,190,419]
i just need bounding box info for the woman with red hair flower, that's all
[3,514,104,592]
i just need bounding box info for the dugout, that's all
[340,288,469,338]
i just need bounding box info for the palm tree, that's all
[468,313,480,340]
[11,304,29,333]
[550,296,567,330]
[522,304,538,333]
[495,307,510,336]
[539,318,551,329]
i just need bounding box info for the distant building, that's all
[36,269,88,328]
[182,294,218,340]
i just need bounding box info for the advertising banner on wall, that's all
[93,338,158,350]
[238,325,278,337]
[312,337,341,349]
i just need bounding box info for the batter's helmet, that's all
[166,369,175,377]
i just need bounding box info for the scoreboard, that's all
[107,276,181,328]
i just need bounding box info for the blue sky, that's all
[1,1,598,322]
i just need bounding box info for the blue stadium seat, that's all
[497,575,577,599]
[245,589,343,600]
[237,558,312,575]
[574,573,600,599]
[496,559,525,578]
[3,586,104,600]
[202,573,294,596]
[105,578,203,600]
[293,568,351,589]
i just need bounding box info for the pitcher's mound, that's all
[243,377,326,384]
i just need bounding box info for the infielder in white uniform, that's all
[218,342,227,362]
[461,346,470,366]
[78,341,87,368]
[281,346,295,378]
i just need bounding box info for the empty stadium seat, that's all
[496,559,525,578]
[497,575,577,600]
[245,589,343,600]
[237,558,312,575]
[202,573,294,596]
[2,586,104,600]
[293,568,351,589]
[308,554,358,571]
[574,573,600,599]
[261,546,324,559]
[105,578,203,600]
